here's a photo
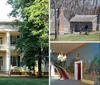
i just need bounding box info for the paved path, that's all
[51,79,85,85]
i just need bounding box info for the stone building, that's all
[70,15,98,32]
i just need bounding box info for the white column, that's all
[6,31,11,73]
[51,64,55,76]
[74,62,78,80]
[81,61,83,80]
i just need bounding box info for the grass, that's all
[0,76,48,85]
[50,31,100,41]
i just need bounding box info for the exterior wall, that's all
[2,56,6,71]
[0,33,6,50]
[11,51,18,56]
[0,52,6,71]
[93,22,97,31]
[92,17,97,31]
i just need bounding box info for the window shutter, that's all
[10,56,12,65]
[18,56,20,67]
[10,35,12,44]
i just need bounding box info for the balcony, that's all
[0,44,16,51]
[0,44,6,50]
[11,44,16,50]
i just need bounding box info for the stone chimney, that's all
[59,8,64,34]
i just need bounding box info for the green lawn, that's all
[0,76,48,85]
[50,32,100,41]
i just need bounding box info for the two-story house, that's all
[0,19,49,75]
[0,20,20,73]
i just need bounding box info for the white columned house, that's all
[6,31,11,73]
[0,20,49,75]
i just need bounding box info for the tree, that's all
[88,55,99,74]
[7,0,49,78]
[50,0,100,19]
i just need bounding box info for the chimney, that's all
[59,8,64,34]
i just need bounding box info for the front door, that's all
[78,63,81,80]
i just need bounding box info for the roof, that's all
[0,25,18,32]
[70,15,97,22]
[0,19,19,32]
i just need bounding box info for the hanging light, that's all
[57,52,67,61]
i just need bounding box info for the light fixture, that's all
[57,52,67,61]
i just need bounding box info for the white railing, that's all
[0,44,16,50]
[11,44,16,50]
[0,44,6,50]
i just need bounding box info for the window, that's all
[0,37,2,44]
[11,36,16,45]
[11,56,20,66]
[0,56,3,66]
[10,35,19,45]
[11,56,17,66]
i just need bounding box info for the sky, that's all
[99,0,100,5]
[0,0,100,20]
[0,0,16,20]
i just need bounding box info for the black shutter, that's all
[10,35,12,44]
[10,56,12,65]
[18,56,20,67]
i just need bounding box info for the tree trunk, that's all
[37,49,42,78]
[33,65,35,76]
[54,1,58,40]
